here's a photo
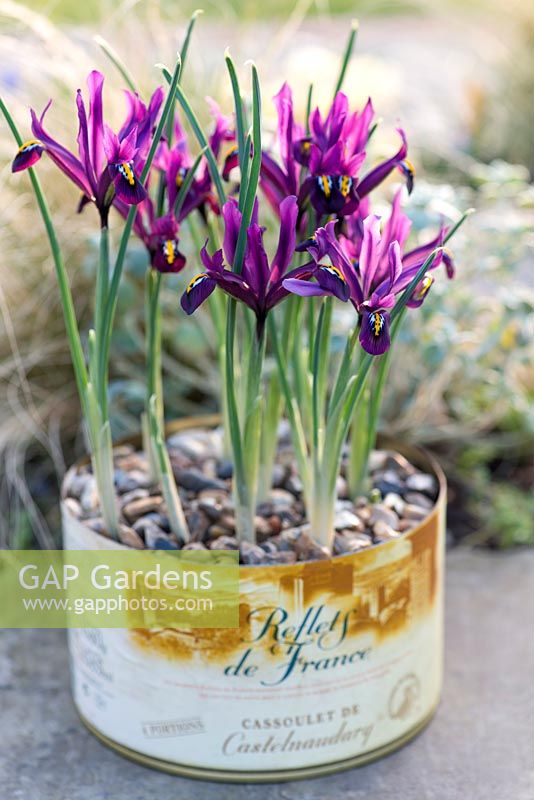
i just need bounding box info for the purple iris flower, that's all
[180,195,313,336]
[261,82,414,221]
[11,71,164,223]
[119,198,186,274]
[284,196,453,356]
[154,98,235,221]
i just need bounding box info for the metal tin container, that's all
[63,419,446,782]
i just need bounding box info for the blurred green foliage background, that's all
[0,0,532,549]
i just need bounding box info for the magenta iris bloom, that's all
[284,193,454,356]
[130,207,186,274]
[261,83,414,221]
[181,195,312,335]
[11,71,163,223]
[155,98,235,220]
[116,99,235,275]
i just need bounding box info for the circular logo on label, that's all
[388,673,421,721]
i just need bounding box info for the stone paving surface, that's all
[1,548,533,800]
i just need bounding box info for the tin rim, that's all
[76,701,439,783]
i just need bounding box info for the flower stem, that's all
[0,99,125,534]
[0,98,88,405]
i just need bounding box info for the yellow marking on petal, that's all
[302,141,311,154]
[164,240,175,265]
[415,275,433,300]
[320,175,331,198]
[370,312,384,337]
[402,159,415,176]
[320,264,345,282]
[186,273,206,293]
[339,175,352,198]
[18,139,41,152]
[120,162,135,185]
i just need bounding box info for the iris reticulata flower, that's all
[11,71,163,223]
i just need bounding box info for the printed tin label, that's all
[64,491,444,773]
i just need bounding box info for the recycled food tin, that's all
[63,419,446,782]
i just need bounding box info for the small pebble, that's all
[368,450,388,471]
[334,509,365,531]
[373,520,401,541]
[240,541,268,565]
[119,488,149,506]
[404,491,434,510]
[138,522,167,549]
[271,464,287,488]
[167,431,216,460]
[118,524,145,549]
[80,477,99,514]
[268,489,296,511]
[174,468,227,493]
[216,459,233,480]
[85,517,108,537]
[65,471,89,501]
[260,540,279,554]
[123,496,163,523]
[218,512,236,531]
[208,524,230,538]
[186,509,211,541]
[115,454,148,472]
[356,506,372,524]
[286,474,304,495]
[334,532,373,554]
[369,504,400,530]
[210,535,239,550]
[384,452,416,478]
[112,444,135,458]
[383,493,405,516]
[264,552,297,564]
[405,473,437,497]
[63,497,82,518]
[336,476,349,499]
[149,533,179,550]
[403,504,428,522]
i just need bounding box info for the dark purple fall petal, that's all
[11,139,44,172]
[110,161,147,205]
[359,309,391,356]
[180,273,217,314]
[316,264,351,301]
[406,274,434,308]
[30,104,92,196]
[152,240,186,273]
[282,278,331,298]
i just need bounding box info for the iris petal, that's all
[316,265,351,301]
[12,139,44,172]
[111,162,146,205]
[180,273,217,314]
[359,310,391,356]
